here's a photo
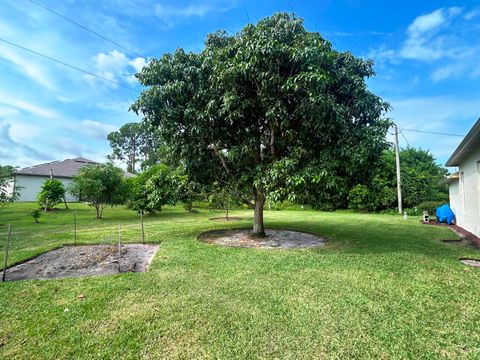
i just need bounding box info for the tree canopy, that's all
[37,179,67,211]
[348,147,448,212]
[132,13,390,236]
[107,122,164,172]
[69,163,126,219]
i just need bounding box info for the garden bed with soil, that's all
[199,228,326,249]
[0,244,160,282]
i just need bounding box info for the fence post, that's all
[73,211,77,245]
[2,224,12,282]
[140,211,145,244]
[118,224,121,273]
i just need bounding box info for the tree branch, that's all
[212,144,231,175]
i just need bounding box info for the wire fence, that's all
[0,212,150,282]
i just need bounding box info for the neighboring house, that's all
[443,118,480,237]
[12,157,98,202]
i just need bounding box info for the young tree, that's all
[132,13,390,236]
[208,184,241,220]
[69,163,126,219]
[0,165,20,208]
[37,179,67,212]
[126,164,179,214]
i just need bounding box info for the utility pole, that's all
[393,124,402,214]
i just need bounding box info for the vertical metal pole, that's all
[394,125,403,214]
[140,211,145,244]
[118,224,121,273]
[2,224,12,282]
[73,211,77,246]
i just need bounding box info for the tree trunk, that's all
[95,205,100,219]
[225,207,229,221]
[63,197,69,210]
[252,193,266,237]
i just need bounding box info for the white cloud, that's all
[400,8,462,61]
[0,121,49,163]
[0,44,55,90]
[464,9,480,20]
[80,119,117,140]
[154,1,237,26]
[431,63,466,82]
[85,50,146,88]
[0,94,57,118]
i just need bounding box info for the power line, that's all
[0,37,137,91]
[27,0,144,59]
[399,129,411,147]
[401,128,465,137]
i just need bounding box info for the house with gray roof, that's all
[11,157,135,202]
[442,118,480,237]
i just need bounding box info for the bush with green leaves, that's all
[37,179,67,211]
[348,147,448,212]
[31,208,42,223]
[416,201,446,215]
[69,163,126,219]
[208,184,242,220]
[126,164,181,215]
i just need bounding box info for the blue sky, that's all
[1,0,479,169]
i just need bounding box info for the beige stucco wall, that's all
[15,175,77,202]
[449,144,480,237]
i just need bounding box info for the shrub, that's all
[31,208,41,223]
[37,179,66,211]
[416,201,446,215]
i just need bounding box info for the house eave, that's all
[446,118,480,167]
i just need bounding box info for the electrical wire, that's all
[401,128,465,137]
[27,0,145,59]
[0,37,137,92]
[399,129,411,147]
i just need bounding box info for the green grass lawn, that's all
[1,202,479,359]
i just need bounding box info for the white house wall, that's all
[452,145,480,237]
[15,175,78,202]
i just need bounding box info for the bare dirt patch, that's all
[0,244,160,282]
[199,228,326,249]
[209,217,243,221]
[460,258,480,268]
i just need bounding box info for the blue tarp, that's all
[436,204,455,225]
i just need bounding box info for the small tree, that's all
[31,208,41,223]
[0,165,20,208]
[178,176,202,212]
[69,163,126,219]
[126,164,179,215]
[208,184,241,220]
[37,179,67,212]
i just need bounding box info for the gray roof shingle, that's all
[13,157,99,178]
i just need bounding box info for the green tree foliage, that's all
[132,13,390,236]
[37,179,67,212]
[177,176,203,212]
[0,165,20,207]
[69,163,126,219]
[31,208,41,223]
[126,164,180,214]
[107,122,165,172]
[348,147,448,211]
[208,183,242,220]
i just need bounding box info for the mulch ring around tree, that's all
[0,244,160,282]
[209,217,243,221]
[459,258,480,268]
[199,228,326,249]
